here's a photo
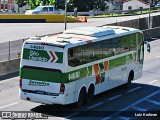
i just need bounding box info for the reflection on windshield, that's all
[34,7,43,11]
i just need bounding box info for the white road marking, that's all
[118,116,130,120]
[87,102,104,110]
[102,90,160,120]
[121,90,160,111]
[146,99,160,105]
[149,80,158,84]
[64,112,80,119]
[0,102,19,110]
[101,117,111,120]
[128,87,141,93]
[155,56,160,58]
[132,106,147,112]
[108,95,122,101]
[0,78,18,84]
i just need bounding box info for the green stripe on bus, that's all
[99,62,104,73]
[63,67,88,83]
[109,56,126,69]
[23,48,63,63]
[87,66,92,76]
[55,52,63,63]
[101,72,105,83]
[23,48,50,62]
[21,54,134,83]
[21,68,62,83]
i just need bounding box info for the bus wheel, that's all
[125,71,134,88]
[85,85,94,104]
[75,88,85,107]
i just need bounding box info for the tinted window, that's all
[43,7,48,11]
[119,34,137,53]
[68,34,139,67]
[49,7,53,11]
[68,46,83,67]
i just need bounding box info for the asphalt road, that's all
[0,12,160,43]
[0,39,159,120]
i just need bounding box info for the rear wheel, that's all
[85,85,94,104]
[75,88,85,107]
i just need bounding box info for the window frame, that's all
[67,32,141,67]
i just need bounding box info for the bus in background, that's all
[19,26,144,106]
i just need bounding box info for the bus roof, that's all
[26,26,142,48]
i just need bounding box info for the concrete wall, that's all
[0,58,20,76]
[143,27,160,40]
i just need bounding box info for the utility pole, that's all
[148,0,151,38]
[64,0,67,30]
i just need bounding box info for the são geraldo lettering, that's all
[29,50,48,62]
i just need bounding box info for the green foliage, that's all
[26,0,55,9]
[15,0,26,12]
[26,0,160,11]
[15,0,26,7]
[55,0,107,12]
[151,0,160,7]
[39,0,50,5]
[25,0,37,9]
[50,0,55,5]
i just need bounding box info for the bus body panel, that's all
[20,43,68,104]
[20,89,65,105]
[19,26,144,105]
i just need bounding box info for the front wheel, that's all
[124,71,134,88]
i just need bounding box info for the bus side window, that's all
[103,38,120,58]
[69,48,73,57]
[119,35,130,53]
[91,42,103,61]
[68,46,83,67]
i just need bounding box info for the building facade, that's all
[123,0,149,10]
[0,0,14,11]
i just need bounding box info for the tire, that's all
[75,88,85,107]
[85,85,94,104]
[125,72,134,88]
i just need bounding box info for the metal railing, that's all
[0,15,160,62]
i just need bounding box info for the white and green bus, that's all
[19,26,144,106]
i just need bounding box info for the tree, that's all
[26,0,55,9]
[143,0,159,7]
[71,0,95,11]
[94,0,106,11]
[15,0,26,12]
[50,0,55,5]
[53,0,113,12]
[55,0,65,9]
[39,0,50,5]
[69,0,107,11]
[25,0,38,9]
[150,0,159,7]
